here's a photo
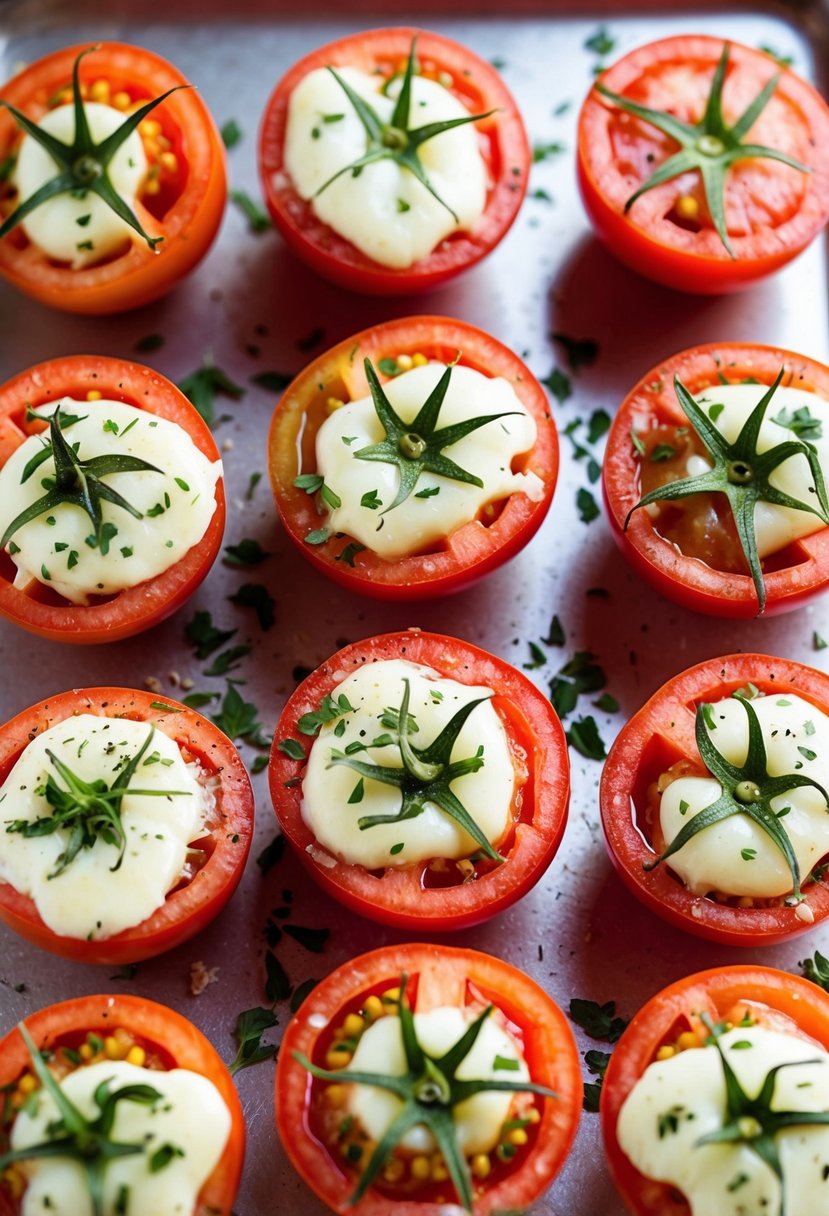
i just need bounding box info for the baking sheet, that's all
[1,2,829,1213]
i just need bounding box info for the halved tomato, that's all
[601,964,829,1216]
[0,687,253,964]
[267,316,557,600]
[0,354,225,643]
[0,42,226,314]
[578,36,829,293]
[276,942,582,1214]
[258,26,529,294]
[600,652,829,946]
[269,629,569,931]
[0,993,245,1216]
[602,342,829,617]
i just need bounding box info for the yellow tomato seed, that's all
[411,1156,431,1180]
[159,151,178,173]
[396,354,413,371]
[140,118,162,138]
[17,1073,36,1095]
[125,1046,146,1067]
[362,995,384,1020]
[89,80,110,102]
[86,389,103,401]
[79,1043,94,1061]
[508,1128,528,1147]
[112,91,131,111]
[342,1013,365,1038]
[411,352,427,367]
[675,194,700,220]
[471,1154,491,1179]
[324,1084,347,1108]
[677,1031,698,1051]
[656,1045,676,1060]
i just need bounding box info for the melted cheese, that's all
[0,399,221,604]
[347,1005,528,1155]
[315,362,543,559]
[301,659,514,868]
[0,714,211,940]
[12,103,148,268]
[686,384,829,557]
[660,693,829,898]
[12,1059,230,1216]
[283,66,486,268]
[618,1026,829,1216]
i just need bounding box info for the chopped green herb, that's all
[178,360,245,428]
[543,614,565,647]
[335,542,366,567]
[801,950,829,992]
[223,538,271,566]
[265,950,291,1003]
[814,631,828,651]
[229,1006,278,1074]
[532,141,565,163]
[577,487,600,523]
[304,528,330,546]
[284,924,329,953]
[230,188,271,233]
[228,582,275,631]
[278,739,305,760]
[552,332,599,372]
[360,489,382,510]
[587,409,611,444]
[133,333,165,354]
[290,978,319,1013]
[567,715,607,760]
[211,684,268,745]
[523,641,547,670]
[256,834,285,876]
[593,693,619,713]
[251,370,293,392]
[541,367,571,404]
[203,645,251,677]
[569,998,627,1042]
[584,26,615,56]
[220,118,242,148]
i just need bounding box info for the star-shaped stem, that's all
[644,692,829,898]
[0,1024,164,1216]
[317,37,495,222]
[0,405,162,556]
[329,676,504,863]
[4,727,190,878]
[694,1016,829,1216]
[626,369,829,613]
[353,357,520,513]
[0,46,188,252]
[596,42,809,255]
[295,973,556,1211]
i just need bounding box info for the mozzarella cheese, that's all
[347,1005,528,1155]
[315,362,544,559]
[13,102,148,268]
[0,398,221,604]
[686,384,829,557]
[0,714,212,940]
[11,1059,230,1216]
[282,66,487,268]
[660,693,829,898]
[301,659,514,868]
[618,1026,829,1216]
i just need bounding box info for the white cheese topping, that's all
[660,692,829,898]
[301,659,514,868]
[315,362,543,559]
[283,66,487,268]
[12,1059,230,1216]
[347,1005,528,1155]
[0,714,211,940]
[618,1026,829,1216]
[687,384,829,557]
[0,398,221,604]
[12,102,148,268]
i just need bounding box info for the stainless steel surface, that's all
[1,4,828,1214]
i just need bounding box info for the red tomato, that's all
[0,993,245,1216]
[267,317,557,600]
[0,687,254,964]
[269,629,569,931]
[602,342,829,617]
[600,652,829,946]
[0,42,226,314]
[276,942,582,1214]
[601,964,829,1216]
[0,354,225,644]
[258,27,529,294]
[578,36,829,293]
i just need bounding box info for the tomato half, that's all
[258,27,529,294]
[602,342,829,617]
[577,36,829,294]
[276,943,581,1215]
[268,317,557,600]
[0,354,225,643]
[600,652,829,946]
[0,687,253,964]
[0,993,245,1216]
[269,629,569,931]
[601,964,829,1216]
[0,42,226,314]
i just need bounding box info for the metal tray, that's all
[1,2,828,1212]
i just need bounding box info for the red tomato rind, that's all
[602,342,829,618]
[276,943,582,1214]
[600,652,829,945]
[0,687,254,963]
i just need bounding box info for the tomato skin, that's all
[0,354,225,643]
[269,629,569,931]
[0,993,245,1216]
[577,36,829,294]
[600,652,829,946]
[267,316,557,600]
[0,42,227,314]
[258,27,529,295]
[0,687,254,964]
[602,342,829,618]
[276,943,582,1215]
[601,964,829,1216]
